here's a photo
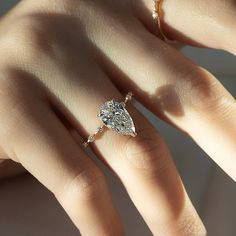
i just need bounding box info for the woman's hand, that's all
[0,0,235,235]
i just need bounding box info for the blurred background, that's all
[0,1,235,235]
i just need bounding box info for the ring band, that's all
[153,0,174,42]
[83,92,137,147]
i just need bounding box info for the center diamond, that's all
[98,100,136,136]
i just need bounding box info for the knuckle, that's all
[0,72,25,100]
[0,70,40,117]
[121,126,170,174]
[0,76,26,125]
[57,165,106,205]
[0,16,50,65]
[177,206,207,236]
[0,74,43,150]
[178,66,227,110]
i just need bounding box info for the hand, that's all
[0,0,235,235]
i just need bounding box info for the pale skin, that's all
[0,0,235,235]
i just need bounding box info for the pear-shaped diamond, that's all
[98,100,136,136]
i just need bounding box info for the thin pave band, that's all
[152,0,174,42]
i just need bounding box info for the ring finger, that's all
[47,60,206,235]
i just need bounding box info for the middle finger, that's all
[84,1,236,181]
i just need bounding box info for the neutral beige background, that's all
[0,1,235,235]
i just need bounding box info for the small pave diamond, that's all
[98,99,136,136]
[124,92,133,103]
[96,126,104,133]
[88,135,95,143]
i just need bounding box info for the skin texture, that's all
[0,0,235,235]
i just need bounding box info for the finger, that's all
[0,145,8,160]
[52,65,206,235]
[89,13,236,180]
[139,0,236,54]
[0,83,123,236]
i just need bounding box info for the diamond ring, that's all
[83,92,137,147]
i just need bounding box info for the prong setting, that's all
[83,92,137,147]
